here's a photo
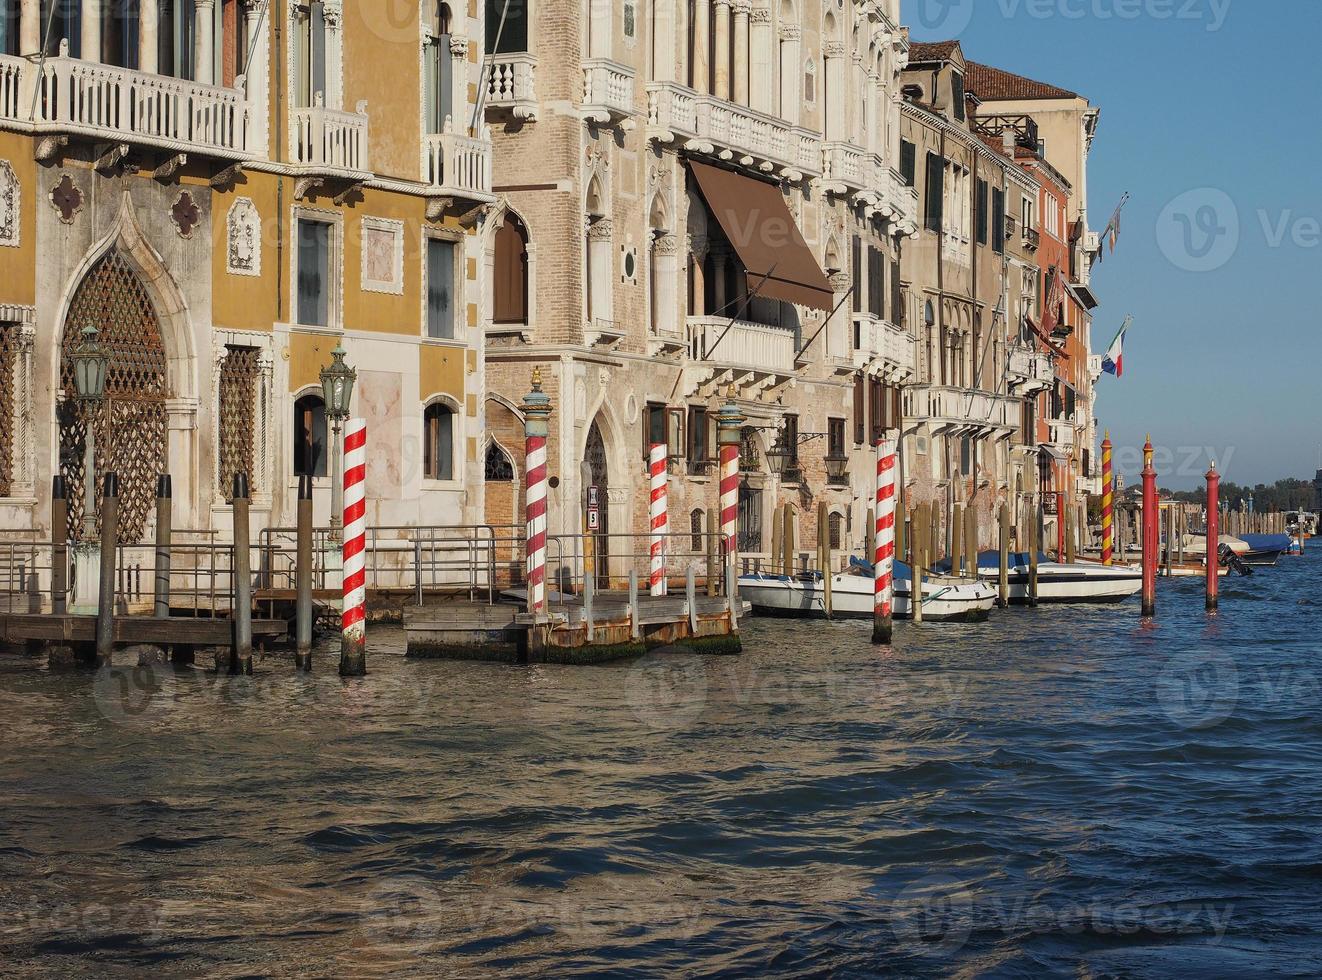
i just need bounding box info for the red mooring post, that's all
[1140,437,1158,617]
[1205,461,1220,612]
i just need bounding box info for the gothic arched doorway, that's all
[585,419,610,588]
[59,248,170,545]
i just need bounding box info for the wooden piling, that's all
[153,475,172,618]
[295,474,314,671]
[1205,463,1220,612]
[951,505,964,576]
[232,473,253,676]
[911,502,927,625]
[96,474,119,668]
[817,501,832,619]
[864,506,876,570]
[770,507,783,573]
[964,504,978,578]
[930,504,941,564]
[897,501,908,565]
[1140,439,1158,617]
[998,502,1011,608]
[782,503,795,577]
[51,476,67,615]
[706,507,719,597]
[1028,501,1041,608]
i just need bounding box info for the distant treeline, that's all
[1163,478,1318,512]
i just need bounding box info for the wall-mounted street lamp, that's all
[70,322,109,540]
[320,344,357,542]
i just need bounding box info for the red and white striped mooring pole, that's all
[522,369,553,621]
[716,392,744,579]
[340,417,368,676]
[873,435,898,645]
[649,442,669,596]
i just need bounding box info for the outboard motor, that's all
[1218,542,1253,577]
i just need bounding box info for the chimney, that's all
[1002,127,1016,157]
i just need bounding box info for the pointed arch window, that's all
[493,214,529,324]
[424,402,456,481]
[485,441,514,481]
[424,3,454,134]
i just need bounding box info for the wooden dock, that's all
[0,613,287,663]
[405,591,745,664]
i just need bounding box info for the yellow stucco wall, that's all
[344,0,422,183]
[211,172,283,331]
[419,342,466,402]
[287,330,341,393]
[0,132,37,308]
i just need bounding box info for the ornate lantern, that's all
[765,432,792,477]
[70,322,109,403]
[824,451,848,482]
[320,343,356,421]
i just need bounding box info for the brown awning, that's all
[688,160,834,312]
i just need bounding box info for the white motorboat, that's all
[739,564,997,623]
[940,551,1143,604]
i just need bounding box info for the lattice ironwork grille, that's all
[218,345,261,501]
[59,249,170,545]
[0,323,14,498]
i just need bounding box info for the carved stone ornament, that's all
[0,160,17,246]
[227,197,261,277]
[171,191,201,238]
[49,173,82,224]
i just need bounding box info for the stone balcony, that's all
[582,59,636,126]
[820,141,870,196]
[1049,419,1076,450]
[424,125,494,208]
[647,82,821,181]
[484,54,538,121]
[685,315,799,399]
[1006,345,1054,394]
[0,49,250,165]
[842,314,917,383]
[289,96,370,192]
[907,385,1023,436]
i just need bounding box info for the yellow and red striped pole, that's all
[649,442,669,596]
[873,435,897,645]
[522,369,553,620]
[1101,432,1114,566]
[339,418,368,676]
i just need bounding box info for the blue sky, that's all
[909,0,1322,488]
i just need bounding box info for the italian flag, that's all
[1102,317,1130,378]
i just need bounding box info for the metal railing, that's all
[546,530,728,608]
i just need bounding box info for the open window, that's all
[423,401,456,481]
[293,392,327,478]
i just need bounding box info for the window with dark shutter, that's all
[924,153,944,232]
[296,219,330,327]
[423,402,455,481]
[869,377,884,444]
[992,187,1005,254]
[644,402,666,457]
[952,72,965,121]
[688,406,709,463]
[868,247,884,318]
[891,259,903,326]
[976,179,989,246]
[853,375,866,445]
[426,238,456,339]
[900,140,916,186]
[828,418,845,457]
[851,236,862,314]
[494,215,529,324]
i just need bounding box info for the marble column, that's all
[824,42,845,140]
[732,0,750,105]
[689,235,708,317]
[749,5,772,114]
[778,25,799,125]
[81,0,102,61]
[19,0,39,56]
[711,250,728,316]
[653,0,675,82]
[828,271,851,361]
[692,0,710,94]
[713,0,731,100]
[652,234,680,334]
[587,219,614,328]
[242,0,269,150]
[138,0,159,74]
[195,0,216,84]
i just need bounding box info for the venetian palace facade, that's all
[0,1,1105,575]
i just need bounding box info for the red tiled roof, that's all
[966,61,1080,101]
[907,40,960,64]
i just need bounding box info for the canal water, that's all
[1,553,1320,977]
